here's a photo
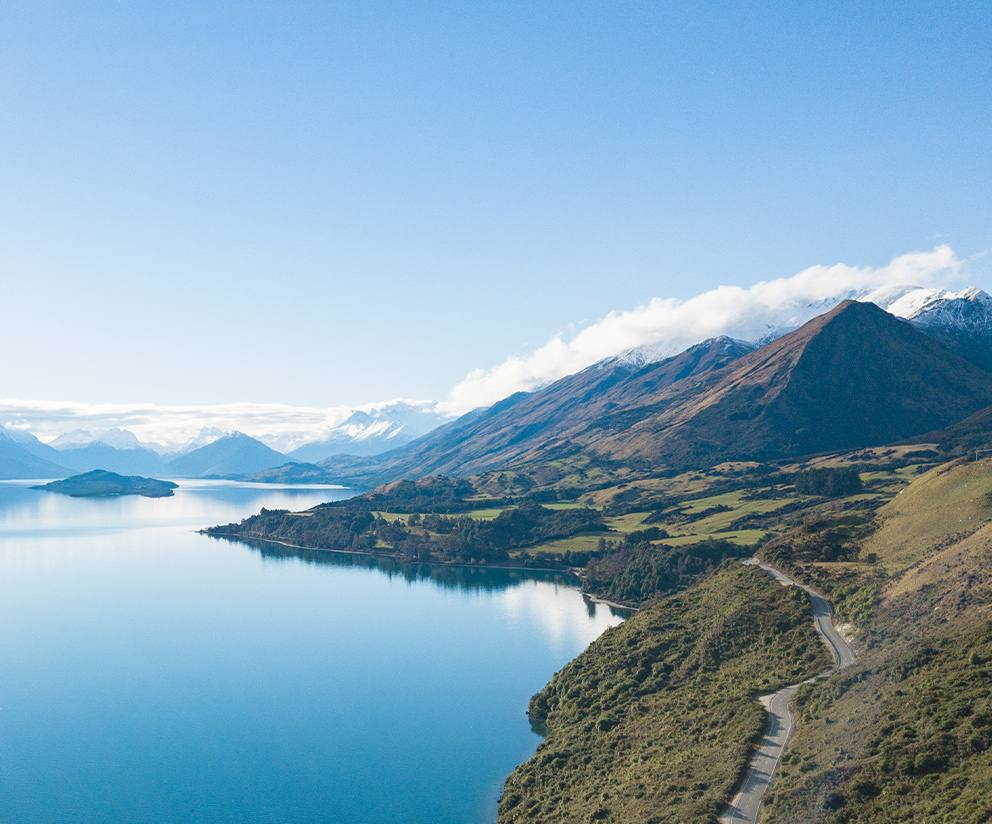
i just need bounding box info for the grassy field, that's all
[381,451,946,564]
[521,534,608,556]
[861,458,992,573]
[664,529,767,546]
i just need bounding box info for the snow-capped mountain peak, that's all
[0,423,45,446]
[277,400,449,462]
[49,429,96,449]
[50,427,152,451]
[97,428,143,451]
[614,335,755,369]
[176,427,232,455]
[605,285,992,371]
[887,286,992,335]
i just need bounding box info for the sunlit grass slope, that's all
[862,457,992,573]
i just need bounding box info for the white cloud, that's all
[437,245,964,414]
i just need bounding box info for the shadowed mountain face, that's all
[578,301,992,469]
[906,287,992,372]
[0,426,69,479]
[321,302,992,484]
[55,443,166,476]
[165,433,289,478]
[0,441,68,479]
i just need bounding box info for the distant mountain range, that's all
[6,286,992,483]
[284,402,449,461]
[51,428,169,476]
[0,425,69,479]
[0,426,299,482]
[0,400,448,481]
[164,433,290,478]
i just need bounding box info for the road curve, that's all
[718,559,856,824]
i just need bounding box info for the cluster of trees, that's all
[583,538,747,607]
[794,467,863,497]
[208,501,605,566]
[318,476,496,514]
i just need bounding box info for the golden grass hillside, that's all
[862,458,992,573]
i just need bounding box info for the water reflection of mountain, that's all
[209,533,581,594]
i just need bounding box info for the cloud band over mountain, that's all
[1,246,971,445]
[437,246,965,414]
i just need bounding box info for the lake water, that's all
[0,480,623,824]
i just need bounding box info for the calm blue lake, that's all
[0,480,623,824]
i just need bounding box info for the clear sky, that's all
[1,1,989,410]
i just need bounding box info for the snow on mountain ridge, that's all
[264,401,447,456]
[175,427,232,455]
[50,427,160,452]
[609,286,992,369]
[615,335,756,368]
[0,423,45,445]
[892,287,992,334]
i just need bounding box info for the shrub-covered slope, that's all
[496,563,830,824]
[754,459,992,823]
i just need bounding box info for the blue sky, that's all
[1,1,989,411]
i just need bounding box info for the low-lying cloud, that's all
[0,398,439,452]
[437,245,964,414]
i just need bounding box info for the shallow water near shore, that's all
[0,480,623,824]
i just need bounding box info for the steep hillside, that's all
[581,301,992,470]
[0,425,69,479]
[497,563,830,824]
[859,459,992,573]
[320,336,754,484]
[753,459,992,824]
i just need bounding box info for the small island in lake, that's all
[33,470,179,498]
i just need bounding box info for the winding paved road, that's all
[718,559,855,824]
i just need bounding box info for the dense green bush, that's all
[794,467,863,497]
[208,501,605,566]
[497,564,831,824]
[582,538,748,607]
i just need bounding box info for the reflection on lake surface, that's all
[0,480,624,824]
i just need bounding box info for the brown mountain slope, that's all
[320,336,754,483]
[577,300,992,469]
